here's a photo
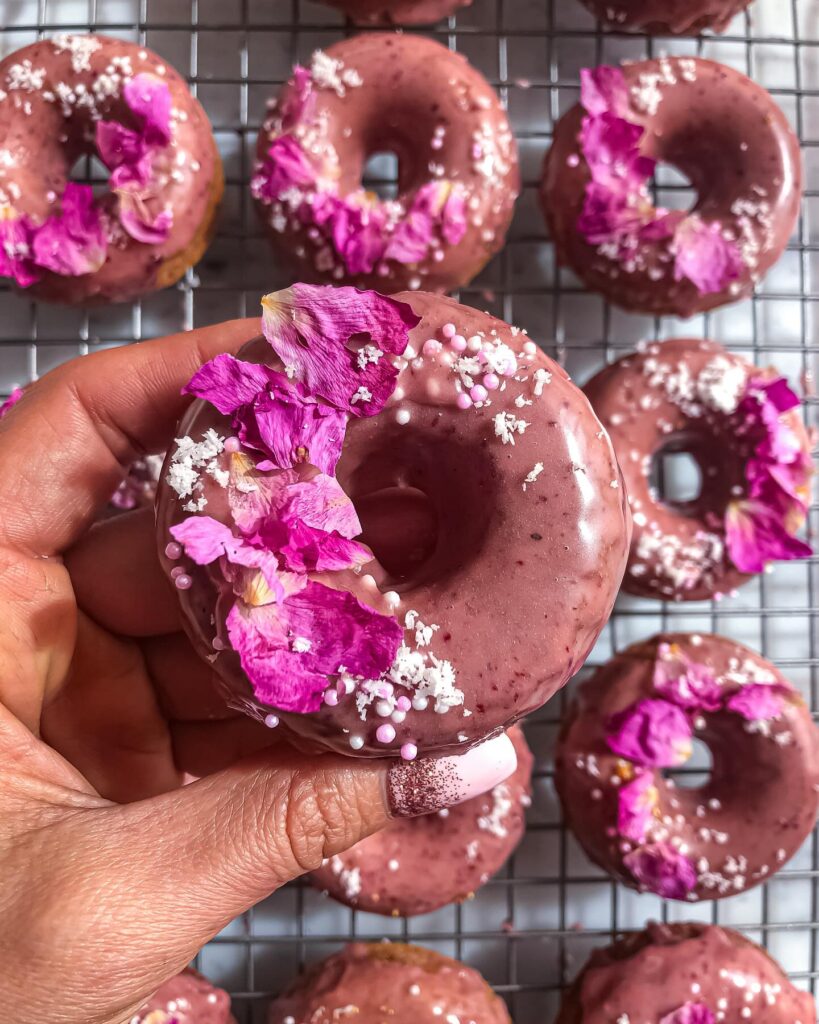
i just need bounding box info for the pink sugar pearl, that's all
[395,695,412,712]
[423,339,443,356]
[470,384,488,403]
[442,322,457,338]
[170,566,185,580]
[165,541,182,560]
[483,373,500,390]
[174,574,192,590]
[376,723,397,744]
[401,743,418,761]
[324,689,339,707]
[224,436,241,453]
[450,334,467,352]
[456,393,473,410]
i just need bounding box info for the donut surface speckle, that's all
[320,0,473,23]
[555,634,819,902]
[310,725,533,915]
[541,58,801,318]
[253,35,519,295]
[156,287,630,759]
[554,922,815,1024]
[577,0,753,34]
[134,968,236,1024]
[0,34,223,304]
[583,338,812,602]
[268,943,510,1024]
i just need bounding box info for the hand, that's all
[0,320,516,1024]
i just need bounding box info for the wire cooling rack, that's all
[1,0,819,1021]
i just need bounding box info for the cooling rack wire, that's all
[1,0,819,1020]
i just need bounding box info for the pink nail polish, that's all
[386,732,518,818]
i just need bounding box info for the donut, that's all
[577,0,753,34]
[541,59,801,317]
[555,921,814,1024]
[583,338,812,602]
[555,633,819,902]
[320,0,473,23]
[310,725,533,916]
[0,34,223,304]
[268,943,510,1024]
[134,968,235,1024]
[252,36,519,295]
[155,285,630,759]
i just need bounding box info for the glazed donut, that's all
[155,285,630,759]
[135,969,235,1024]
[555,922,814,1024]
[268,943,510,1024]
[584,338,812,602]
[252,35,519,295]
[555,634,819,902]
[541,59,801,318]
[310,725,532,916]
[577,0,753,34]
[320,0,473,23]
[0,34,222,304]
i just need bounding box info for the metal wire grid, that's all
[2,0,819,1020]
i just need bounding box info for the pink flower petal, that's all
[226,460,299,535]
[0,216,39,287]
[31,183,107,276]
[618,771,658,843]
[124,73,172,146]
[329,200,388,275]
[260,284,420,416]
[653,643,723,712]
[622,842,698,899]
[672,216,745,294]
[726,496,812,574]
[442,185,468,246]
[96,121,145,173]
[580,113,655,193]
[725,683,786,721]
[118,196,173,244]
[184,353,281,414]
[606,698,693,768]
[280,65,315,130]
[660,1004,715,1024]
[276,474,362,539]
[254,135,317,202]
[260,518,370,573]
[580,65,630,118]
[384,208,434,264]
[0,386,24,417]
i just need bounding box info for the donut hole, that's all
[650,444,703,511]
[355,485,438,579]
[68,153,111,200]
[664,737,713,790]
[362,150,400,201]
[652,163,696,214]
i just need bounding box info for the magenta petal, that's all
[261,519,371,573]
[329,201,388,275]
[255,136,317,201]
[384,209,434,264]
[580,66,630,118]
[0,386,24,418]
[118,196,173,244]
[185,353,280,414]
[660,1004,715,1024]
[725,683,786,721]
[580,113,654,192]
[280,64,315,130]
[170,515,237,563]
[606,698,693,768]
[31,183,107,275]
[672,216,745,294]
[96,120,145,171]
[261,283,420,416]
[124,73,172,146]
[0,215,39,286]
[618,771,658,843]
[623,842,698,899]
[653,644,723,712]
[277,474,362,538]
[726,498,812,574]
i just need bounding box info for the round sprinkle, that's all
[442,322,456,338]
[396,408,411,425]
[349,735,365,750]
[450,334,467,352]
[264,713,280,729]
[391,710,407,724]
[212,637,225,651]
[483,373,500,390]
[165,541,182,560]
[412,695,429,711]
[456,393,473,410]
[523,340,537,356]
[174,573,192,590]
[224,436,241,453]
[324,689,339,707]
[470,384,488,403]
[396,695,412,712]
[376,699,393,718]
[401,743,418,761]
[467,335,482,352]
[384,590,401,607]
[170,566,185,580]
[376,723,397,744]
[423,339,443,356]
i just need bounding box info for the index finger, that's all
[0,317,260,556]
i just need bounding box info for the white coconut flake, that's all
[523,462,544,491]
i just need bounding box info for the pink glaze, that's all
[0,35,222,304]
[135,968,235,1024]
[155,292,630,758]
[320,0,473,24]
[578,0,753,34]
[555,923,815,1024]
[253,35,518,295]
[268,944,510,1024]
[311,726,532,916]
[555,634,819,902]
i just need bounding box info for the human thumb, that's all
[21,732,516,1023]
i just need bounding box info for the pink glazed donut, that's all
[252,34,519,295]
[134,969,235,1024]
[577,0,753,34]
[0,34,222,303]
[155,285,630,760]
[320,0,474,23]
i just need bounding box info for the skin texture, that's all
[0,319,512,1024]
[577,0,753,33]
[0,36,223,305]
[320,0,473,24]
[554,922,815,1023]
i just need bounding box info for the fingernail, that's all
[386,732,518,818]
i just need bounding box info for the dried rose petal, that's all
[623,842,698,899]
[0,215,39,287]
[618,771,658,843]
[30,183,107,277]
[580,65,631,118]
[725,683,786,722]
[123,73,172,146]
[606,698,693,768]
[653,643,723,713]
[726,495,812,574]
[254,136,317,202]
[0,386,24,417]
[660,1003,716,1024]
[672,216,744,294]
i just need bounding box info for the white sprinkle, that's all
[523,462,544,491]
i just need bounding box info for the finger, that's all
[65,508,181,638]
[38,733,517,1022]
[0,317,260,556]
